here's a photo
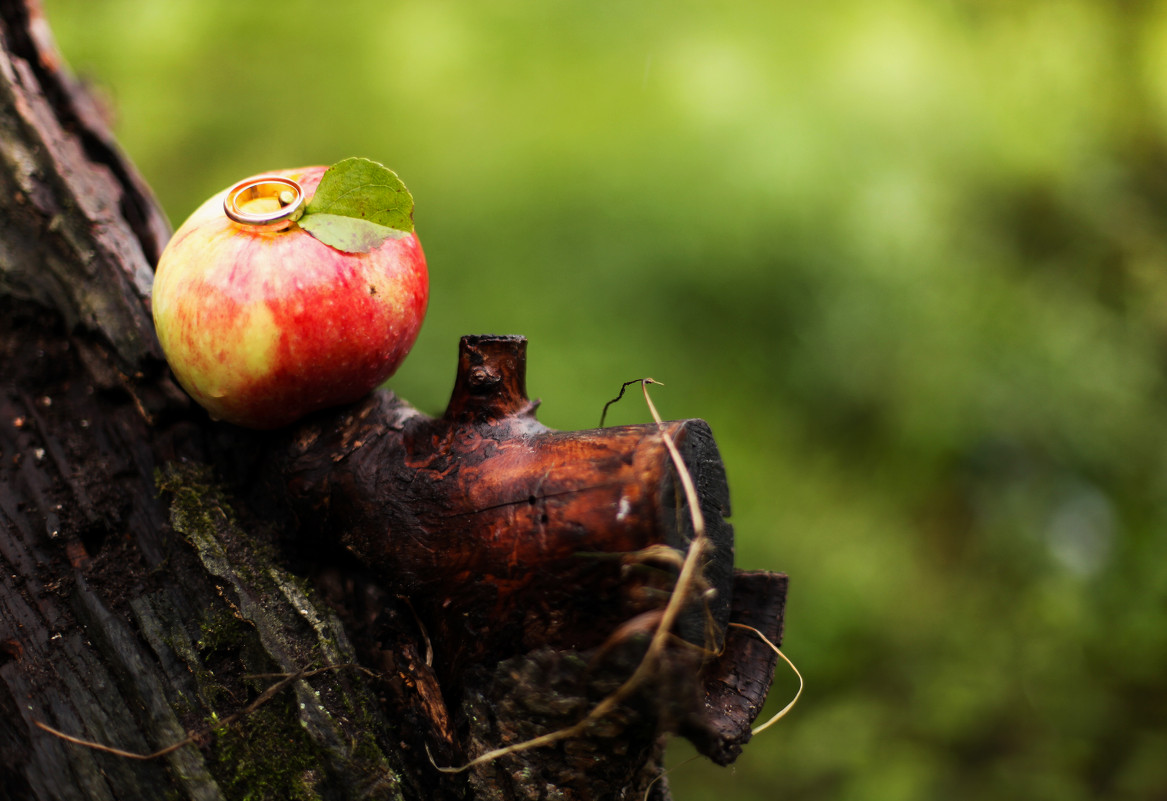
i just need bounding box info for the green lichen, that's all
[156,464,243,573]
[154,461,406,800]
[195,607,242,654]
[206,695,322,801]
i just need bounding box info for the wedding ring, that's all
[223,175,305,231]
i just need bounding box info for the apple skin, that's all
[151,166,428,430]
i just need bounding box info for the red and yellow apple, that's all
[151,166,428,429]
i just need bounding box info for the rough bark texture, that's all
[0,2,788,799]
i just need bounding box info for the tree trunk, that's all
[0,2,788,799]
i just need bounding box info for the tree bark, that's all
[0,2,788,799]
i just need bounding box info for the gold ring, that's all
[223,176,305,231]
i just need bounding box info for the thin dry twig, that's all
[599,377,664,428]
[639,626,803,798]
[727,622,803,735]
[34,663,372,760]
[642,753,700,801]
[432,378,710,774]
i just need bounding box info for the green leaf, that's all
[299,157,414,252]
[298,213,409,254]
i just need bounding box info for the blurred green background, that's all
[42,0,1167,799]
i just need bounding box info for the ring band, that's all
[224,176,305,231]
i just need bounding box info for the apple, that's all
[151,165,428,429]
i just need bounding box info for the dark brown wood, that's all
[271,334,765,772]
[279,336,735,666]
[684,571,789,765]
[0,0,168,374]
[0,2,789,798]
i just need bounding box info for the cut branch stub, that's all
[441,334,539,426]
[282,335,736,673]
